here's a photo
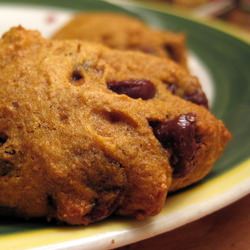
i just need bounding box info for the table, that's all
[119,194,250,250]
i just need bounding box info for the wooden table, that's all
[119,194,250,250]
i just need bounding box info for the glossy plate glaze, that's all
[0,1,249,250]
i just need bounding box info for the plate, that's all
[0,1,250,250]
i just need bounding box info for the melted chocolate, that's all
[0,133,8,146]
[107,79,156,100]
[150,113,200,177]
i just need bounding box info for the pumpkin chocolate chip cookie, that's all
[0,27,230,225]
[52,12,188,68]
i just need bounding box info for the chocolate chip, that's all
[165,82,209,108]
[71,70,84,85]
[184,91,209,109]
[167,83,177,95]
[107,79,156,100]
[150,113,200,177]
[0,133,8,146]
[0,159,15,176]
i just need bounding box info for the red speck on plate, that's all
[45,14,57,24]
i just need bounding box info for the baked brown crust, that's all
[52,12,188,68]
[0,27,230,225]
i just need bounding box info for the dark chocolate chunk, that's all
[165,82,209,108]
[0,133,8,146]
[71,70,84,85]
[184,90,209,109]
[107,79,156,100]
[150,113,200,177]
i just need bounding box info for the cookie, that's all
[0,27,230,225]
[52,12,188,68]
